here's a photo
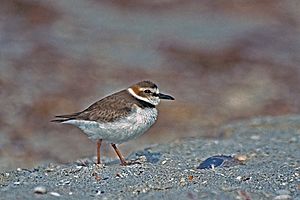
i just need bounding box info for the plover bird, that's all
[52,80,174,165]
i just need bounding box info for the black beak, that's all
[158,93,175,100]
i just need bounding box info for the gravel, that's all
[0,116,299,199]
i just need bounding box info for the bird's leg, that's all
[111,143,127,166]
[96,139,102,164]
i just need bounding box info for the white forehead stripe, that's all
[127,88,153,105]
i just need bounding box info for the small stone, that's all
[76,166,83,170]
[235,155,247,161]
[141,188,147,193]
[138,156,147,162]
[276,190,290,195]
[45,167,55,172]
[60,180,70,185]
[288,137,297,142]
[250,135,260,140]
[34,186,47,194]
[16,168,22,172]
[116,173,123,178]
[179,177,186,186]
[197,155,239,169]
[274,194,292,199]
[50,192,61,197]
[161,160,167,165]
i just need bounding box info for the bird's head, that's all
[127,80,174,106]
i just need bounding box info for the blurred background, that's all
[1,0,300,171]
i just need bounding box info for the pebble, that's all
[276,189,290,195]
[179,177,186,186]
[45,167,55,172]
[50,192,61,197]
[59,179,71,185]
[274,194,292,200]
[137,156,147,162]
[250,135,260,140]
[34,186,47,194]
[236,176,242,181]
[197,155,239,169]
[235,155,247,161]
[76,166,83,170]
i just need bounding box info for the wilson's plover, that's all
[52,80,174,165]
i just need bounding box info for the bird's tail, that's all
[51,112,80,123]
[50,118,70,123]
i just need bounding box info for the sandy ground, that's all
[0,116,299,199]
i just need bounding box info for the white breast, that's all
[63,107,158,143]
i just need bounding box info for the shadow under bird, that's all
[51,80,174,165]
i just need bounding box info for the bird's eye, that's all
[144,89,152,93]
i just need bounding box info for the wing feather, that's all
[51,90,134,123]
